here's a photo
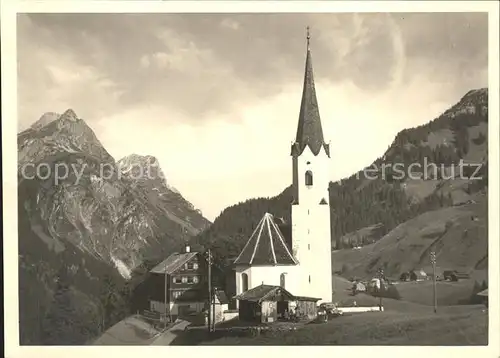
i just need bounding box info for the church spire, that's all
[291,26,330,157]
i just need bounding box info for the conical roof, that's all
[234,213,298,266]
[291,26,330,157]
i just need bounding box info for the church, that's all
[233,28,333,305]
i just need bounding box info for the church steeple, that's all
[291,26,330,157]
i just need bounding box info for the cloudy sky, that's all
[17,12,488,221]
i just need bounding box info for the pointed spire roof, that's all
[234,213,298,266]
[291,26,330,157]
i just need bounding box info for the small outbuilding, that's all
[294,296,321,320]
[410,269,428,281]
[352,282,367,294]
[234,284,320,323]
[212,288,230,324]
[235,284,295,323]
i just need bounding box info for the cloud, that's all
[17,14,123,130]
[220,18,240,30]
[17,12,489,220]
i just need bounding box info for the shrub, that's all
[384,285,401,300]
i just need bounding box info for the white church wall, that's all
[291,145,333,303]
[310,205,333,303]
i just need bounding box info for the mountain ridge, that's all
[18,109,210,344]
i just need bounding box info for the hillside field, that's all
[332,194,488,281]
[170,275,488,346]
[171,303,487,345]
[203,305,488,345]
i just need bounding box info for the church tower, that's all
[290,27,333,303]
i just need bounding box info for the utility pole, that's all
[207,249,212,333]
[430,251,437,313]
[377,268,384,311]
[164,258,168,328]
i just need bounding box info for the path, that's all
[151,320,191,345]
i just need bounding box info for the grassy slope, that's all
[394,280,478,306]
[332,193,487,281]
[202,305,487,345]
[334,115,488,283]
[173,276,487,346]
[175,275,487,346]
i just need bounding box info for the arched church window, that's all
[280,273,286,288]
[305,171,313,186]
[241,273,249,292]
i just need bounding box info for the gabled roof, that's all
[295,296,322,302]
[477,289,488,297]
[234,284,296,303]
[233,213,298,266]
[150,252,198,274]
[214,289,229,304]
[291,27,330,158]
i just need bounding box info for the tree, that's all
[400,272,409,281]
[42,267,79,344]
[98,274,128,330]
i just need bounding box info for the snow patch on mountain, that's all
[111,255,132,279]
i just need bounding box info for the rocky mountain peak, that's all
[60,108,79,122]
[31,112,61,130]
[444,88,488,119]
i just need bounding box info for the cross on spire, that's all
[306,26,311,49]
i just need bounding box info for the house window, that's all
[280,273,286,288]
[241,273,249,292]
[193,263,199,270]
[193,276,199,284]
[309,275,311,283]
[173,291,182,299]
[187,262,194,270]
[173,276,182,284]
[305,171,313,186]
[187,276,199,284]
[181,276,188,283]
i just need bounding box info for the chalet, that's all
[234,284,320,323]
[148,245,208,320]
[414,269,428,281]
[443,270,470,281]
